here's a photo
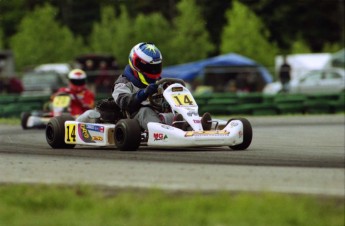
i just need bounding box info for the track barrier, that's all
[0,92,344,118]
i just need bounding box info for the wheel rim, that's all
[115,128,124,145]
[46,125,54,141]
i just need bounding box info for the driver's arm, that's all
[112,82,158,114]
[112,82,140,114]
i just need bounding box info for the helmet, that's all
[68,69,86,91]
[129,42,162,86]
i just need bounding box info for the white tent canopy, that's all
[275,53,332,80]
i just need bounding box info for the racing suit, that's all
[52,87,95,116]
[112,65,161,130]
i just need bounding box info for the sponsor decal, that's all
[230,121,239,127]
[85,124,104,133]
[238,131,243,139]
[153,133,168,141]
[78,124,96,143]
[76,93,84,100]
[116,83,126,88]
[92,136,103,141]
[185,130,229,137]
[193,119,201,123]
[187,111,198,117]
[161,124,174,130]
[172,87,183,92]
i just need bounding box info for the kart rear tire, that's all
[46,115,76,149]
[20,112,31,130]
[229,118,252,151]
[114,119,141,151]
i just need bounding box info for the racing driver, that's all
[111,42,164,130]
[51,69,95,116]
[112,42,211,131]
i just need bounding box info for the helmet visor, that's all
[134,58,162,75]
[70,79,86,86]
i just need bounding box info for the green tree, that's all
[243,0,344,52]
[290,38,311,54]
[132,13,173,65]
[89,6,118,54]
[0,0,27,48]
[169,0,214,65]
[321,42,343,53]
[1,0,343,55]
[94,5,134,67]
[0,30,4,49]
[196,0,232,55]
[9,4,85,71]
[112,5,135,67]
[220,1,278,68]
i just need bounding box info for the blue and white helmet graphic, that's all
[129,42,162,85]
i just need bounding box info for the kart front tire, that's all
[229,118,252,151]
[114,119,141,151]
[46,115,75,149]
[20,112,31,130]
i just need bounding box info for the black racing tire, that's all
[114,119,141,151]
[20,112,31,130]
[229,118,252,151]
[45,115,76,149]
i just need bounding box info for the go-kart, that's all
[21,92,73,129]
[45,78,252,151]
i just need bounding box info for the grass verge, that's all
[0,117,20,125]
[0,184,344,226]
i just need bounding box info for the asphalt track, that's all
[0,115,344,196]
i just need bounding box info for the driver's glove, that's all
[135,83,158,102]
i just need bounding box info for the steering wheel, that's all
[149,78,186,109]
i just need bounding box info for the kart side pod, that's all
[46,115,116,149]
[146,118,252,150]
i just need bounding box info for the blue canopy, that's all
[162,53,273,83]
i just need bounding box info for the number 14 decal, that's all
[172,94,194,106]
[65,124,76,143]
